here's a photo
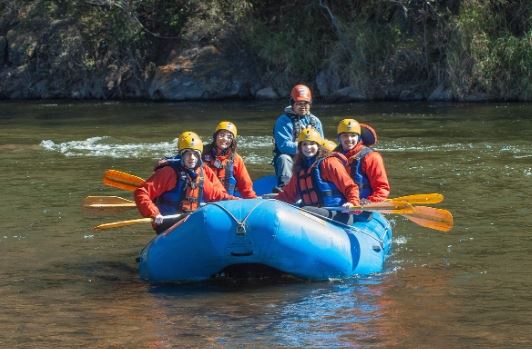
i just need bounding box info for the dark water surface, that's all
[1,101,531,348]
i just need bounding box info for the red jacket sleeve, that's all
[320,157,361,206]
[362,151,390,202]
[134,166,176,218]
[274,175,300,204]
[233,154,257,198]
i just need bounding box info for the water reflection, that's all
[144,277,391,348]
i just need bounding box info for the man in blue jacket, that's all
[272,84,324,192]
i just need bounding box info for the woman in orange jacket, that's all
[335,118,390,203]
[202,121,257,199]
[275,128,361,224]
[135,131,238,234]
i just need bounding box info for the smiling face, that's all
[300,140,319,157]
[292,101,311,116]
[182,150,200,169]
[339,132,360,151]
[215,130,234,150]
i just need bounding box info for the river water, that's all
[1,101,531,348]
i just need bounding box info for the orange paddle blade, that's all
[103,170,145,191]
[390,193,444,205]
[403,206,454,232]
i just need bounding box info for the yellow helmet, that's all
[214,121,237,138]
[337,118,361,135]
[321,138,337,152]
[177,131,203,153]
[296,127,323,144]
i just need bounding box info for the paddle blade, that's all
[391,193,444,205]
[83,196,136,208]
[103,170,145,191]
[404,206,454,232]
[94,217,152,230]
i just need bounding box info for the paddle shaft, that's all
[83,195,137,209]
[94,213,184,231]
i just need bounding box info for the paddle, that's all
[83,195,136,208]
[390,193,444,205]
[103,170,445,206]
[401,206,453,232]
[324,200,415,215]
[94,213,185,231]
[98,170,452,231]
[326,204,453,232]
[103,169,145,191]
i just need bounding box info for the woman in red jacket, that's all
[335,118,390,204]
[202,121,257,199]
[135,131,238,234]
[275,128,361,224]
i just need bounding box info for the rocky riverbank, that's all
[0,1,529,102]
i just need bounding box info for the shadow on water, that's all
[145,271,391,348]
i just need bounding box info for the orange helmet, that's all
[290,84,312,103]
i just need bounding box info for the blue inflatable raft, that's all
[137,198,393,283]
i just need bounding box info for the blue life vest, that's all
[154,156,205,215]
[297,154,347,207]
[348,147,373,199]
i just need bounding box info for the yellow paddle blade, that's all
[94,217,152,230]
[403,206,454,232]
[103,170,145,191]
[391,193,444,205]
[83,196,136,208]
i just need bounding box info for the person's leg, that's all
[273,154,293,191]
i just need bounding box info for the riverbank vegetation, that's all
[0,0,530,100]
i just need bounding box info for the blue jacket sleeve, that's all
[315,117,324,137]
[273,114,298,155]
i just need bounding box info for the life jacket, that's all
[347,146,373,199]
[202,145,237,195]
[273,108,320,156]
[154,157,205,215]
[296,153,348,207]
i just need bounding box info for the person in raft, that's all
[274,128,361,224]
[272,84,323,192]
[335,118,390,217]
[135,131,238,234]
[202,121,257,199]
